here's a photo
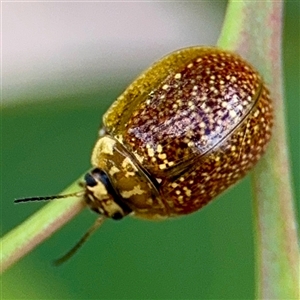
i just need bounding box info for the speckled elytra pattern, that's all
[97,47,273,218]
[161,87,272,214]
[123,51,263,175]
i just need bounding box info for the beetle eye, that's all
[111,212,123,220]
[84,173,97,187]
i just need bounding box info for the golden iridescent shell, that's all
[91,47,273,219]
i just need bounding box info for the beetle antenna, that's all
[14,192,84,203]
[53,216,106,266]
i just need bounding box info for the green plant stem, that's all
[219,1,299,299]
[1,180,86,274]
[1,4,299,299]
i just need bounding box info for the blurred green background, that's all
[2,2,299,299]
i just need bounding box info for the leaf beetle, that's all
[16,46,273,263]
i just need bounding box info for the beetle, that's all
[16,46,273,263]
